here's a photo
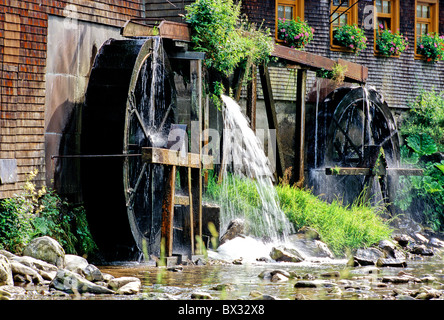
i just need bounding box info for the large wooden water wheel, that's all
[81,38,176,260]
[312,86,421,210]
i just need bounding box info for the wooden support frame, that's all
[259,64,285,178]
[294,69,307,185]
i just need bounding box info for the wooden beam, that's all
[259,64,285,178]
[141,147,213,169]
[272,44,368,83]
[161,165,176,258]
[294,69,307,184]
[246,64,257,132]
[121,20,191,42]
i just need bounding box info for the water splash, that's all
[218,95,294,242]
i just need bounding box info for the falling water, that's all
[219,95,294,242]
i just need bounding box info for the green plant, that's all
[277,17,314,49]
[185,0,274,106]
[333,24,367,55]
[401,89,444,151]
[276,185,392,257]
[395,134,444,231]
[376,26,409,57]
[205,171,392,257]
[417,32,444,62]
[0,170,98,256]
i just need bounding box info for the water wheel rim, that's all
[123,37,176,256]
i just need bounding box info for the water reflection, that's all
[98,254,444,300]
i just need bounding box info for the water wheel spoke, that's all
[332,116,363,163]
[129,91,151,140]
[126,162,148,207]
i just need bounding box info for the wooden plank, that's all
[142,147,212,169]
[258,64,285,178]
[121,20,191,41]
[294,69,307,185]
[325,167,372,176]
[272,44,368,83]
[161,165,176,257]
[246,64,257,131]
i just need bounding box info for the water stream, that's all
[218,95,294,241]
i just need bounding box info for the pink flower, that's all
[305,32,309,37]
[420,44,424,49]
[349,44,354,48]
[435,42,438,48]
[295,35,300,39]
[379,24,384,29]
[351,35,355,39]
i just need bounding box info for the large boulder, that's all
[23,236,65,268]
[65,254,89,274]
[108,276,141,291]
[10,261,44,284]
[0,254,13,286]
[220,219,245,245]
[11,255,58,280]
[269,245,305,263]
[348,248,384,266]
[50,269,114,294]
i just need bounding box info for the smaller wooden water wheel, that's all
[314,86,422,210]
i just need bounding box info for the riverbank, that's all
[1,227,444,301]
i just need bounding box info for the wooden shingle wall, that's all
[144,0,194,22]
[0,0,143,198]
[303,0,444,109]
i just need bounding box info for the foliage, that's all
[417,32,444,62]
[205,171,392,257]
[0,170,98,256]
[395,135,444,232]
[400,89,444,152]
[376,26,409,57]
[333,24,367,55]
[185,0,274,106]
[277,17,314,49]
[276,185,392,257]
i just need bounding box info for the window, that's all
[415,0,439,57]
[275,0,304,40]
[374,0,400,54]
[330,0,358,50]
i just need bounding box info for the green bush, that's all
[0,170,98,256]
[401,89,444,151]
[185,0,274,106]
[333,24,367,55]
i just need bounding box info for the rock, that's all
[23,236,65,268]
[414,233,429,244]
[382,274,419,284]
[429,237,444,249]
[211,283,235,291]
[117,280,141,295]
[271,273,289,282]
[10,261,44,284]
[297,226,321,240]
[294,280,336,288]
[348,248,384,266]
[108,276,141,291]
[376,258,407,268]
[11,255,58,280]
[82,264,104,282]
[0,285,26,298]
[220,219,245,245]
[393,235,413,247]
[50,269,114,294]
[270,246,304,263]
[415,288,442,300]
[0,255,13,287]
[409,244,434,256]
[287,235,334,259]
[321,271,341,278]
[378,239,398,257]
[191,291,213,299]
[64,254,89,274]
